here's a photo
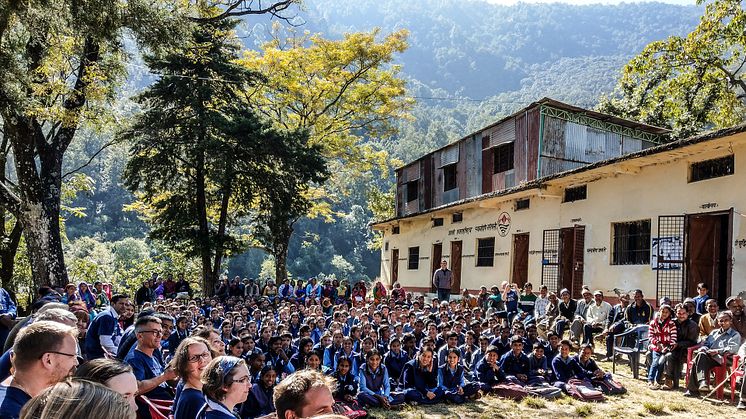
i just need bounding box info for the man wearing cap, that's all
[582,291,611,345]
[684,311,741,397]
[432,260,453,302]
[726,297,746,340]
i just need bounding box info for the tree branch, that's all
[191,0,297,23]
[61,137,121,179]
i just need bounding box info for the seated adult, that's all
[124,316,177,418]
[684,311,742,397]
[698,299,719,337]
[646,304,676,389]
[553,289,577,339]
[737,339,746,410]
[660,303,699,389]
[172,337,213,419]
[198,356,251,419]
[19,379,134,419]
[0,321,79,419]
[400,347,444,405]
[85,294,129,360]
[74,358,139,412]
[273,369,336,419]
[582,291,611,345]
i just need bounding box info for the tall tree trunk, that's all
[211,173,232,284]
[272,220,294,282]
[194,152,214,295]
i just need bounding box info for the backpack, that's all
[526,384,563,399]
[565,379,605,402]
[490,383,529,401]
[592,376,627,395]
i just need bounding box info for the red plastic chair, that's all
[729,355,742,402]
[685,345,733,400]
[139,395,173,419]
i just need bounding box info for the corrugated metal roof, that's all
[395,97,670,171]
[373,123,746,228]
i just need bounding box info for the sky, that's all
[484,0,697,5]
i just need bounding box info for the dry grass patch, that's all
[574,404,593,417]
[523,396,546,409]
[642,401,666,415]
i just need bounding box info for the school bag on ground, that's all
[526,384,563,399]
[591,376,627,395]
[491,383,529,401]
[565,379,605,402]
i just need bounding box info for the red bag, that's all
[565,379,605,402]
[490,383,529,401]
[591,377,627,395]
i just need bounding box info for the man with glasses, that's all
[0,321,78,419]
[684,311,742,397]
[124,316,177,418]
[85,293,129,360]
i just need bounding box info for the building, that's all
[372,98,746,306]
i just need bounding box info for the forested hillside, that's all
[62,0,702,282]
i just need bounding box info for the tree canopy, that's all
[598,0,746,138]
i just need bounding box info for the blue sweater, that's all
[401,359,439,395]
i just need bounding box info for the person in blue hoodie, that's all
[240,366,276,419]
[357,349,406,408]
[401,347,444,405]
[438,348,481,403]
[384,337,408,389]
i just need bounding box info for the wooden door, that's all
[431,243,443,292]
[560,228,574,293]
[512,233,530,288]
[450,241,462,293]
[391,249,399,285]
[687,213,730,304]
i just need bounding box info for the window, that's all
[432,218,444,227]
[493,142,514,173]
[689,155,734,183]
[408,246,419,270]
[452,212,463,223]
[443,164,457,191]
[406,180,418,202]
[563,185,587,203]
[384,241,389,251]
[515,198,530,211]
[476,237,495,267]
[611,220,651,265]
[392,226,400,235]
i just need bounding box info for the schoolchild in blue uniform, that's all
[357,349,406,408]
[401,347,444,405]
[240,366,276,419]
[438,348,481,403]
[384,337,408,389]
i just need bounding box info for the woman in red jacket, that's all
[647,304,677,389]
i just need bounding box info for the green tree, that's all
[238,28,412,216]
[122,17,326,294]
[0,0,188,289]
[598,0,746,138]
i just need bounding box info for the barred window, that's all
[612,220,651,265]
[432,218,444,227]
[452,212,463,223]
[408,247,419,270]
[476,238,495,267]
[689,155,734,183]
[563,185,587,203]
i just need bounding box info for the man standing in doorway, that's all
[432,259,453,302]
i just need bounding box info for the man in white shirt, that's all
[583,291,612,345]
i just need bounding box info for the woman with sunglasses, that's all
[198,356,252,419]
[172,337,213,419]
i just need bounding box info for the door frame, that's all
[685,208,733,305]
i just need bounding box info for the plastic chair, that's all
[139,395,173,419]
[685,346,733,400]
[611,324,649,379]
[730,355,743,402]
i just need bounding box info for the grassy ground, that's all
[366,357,741,419]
